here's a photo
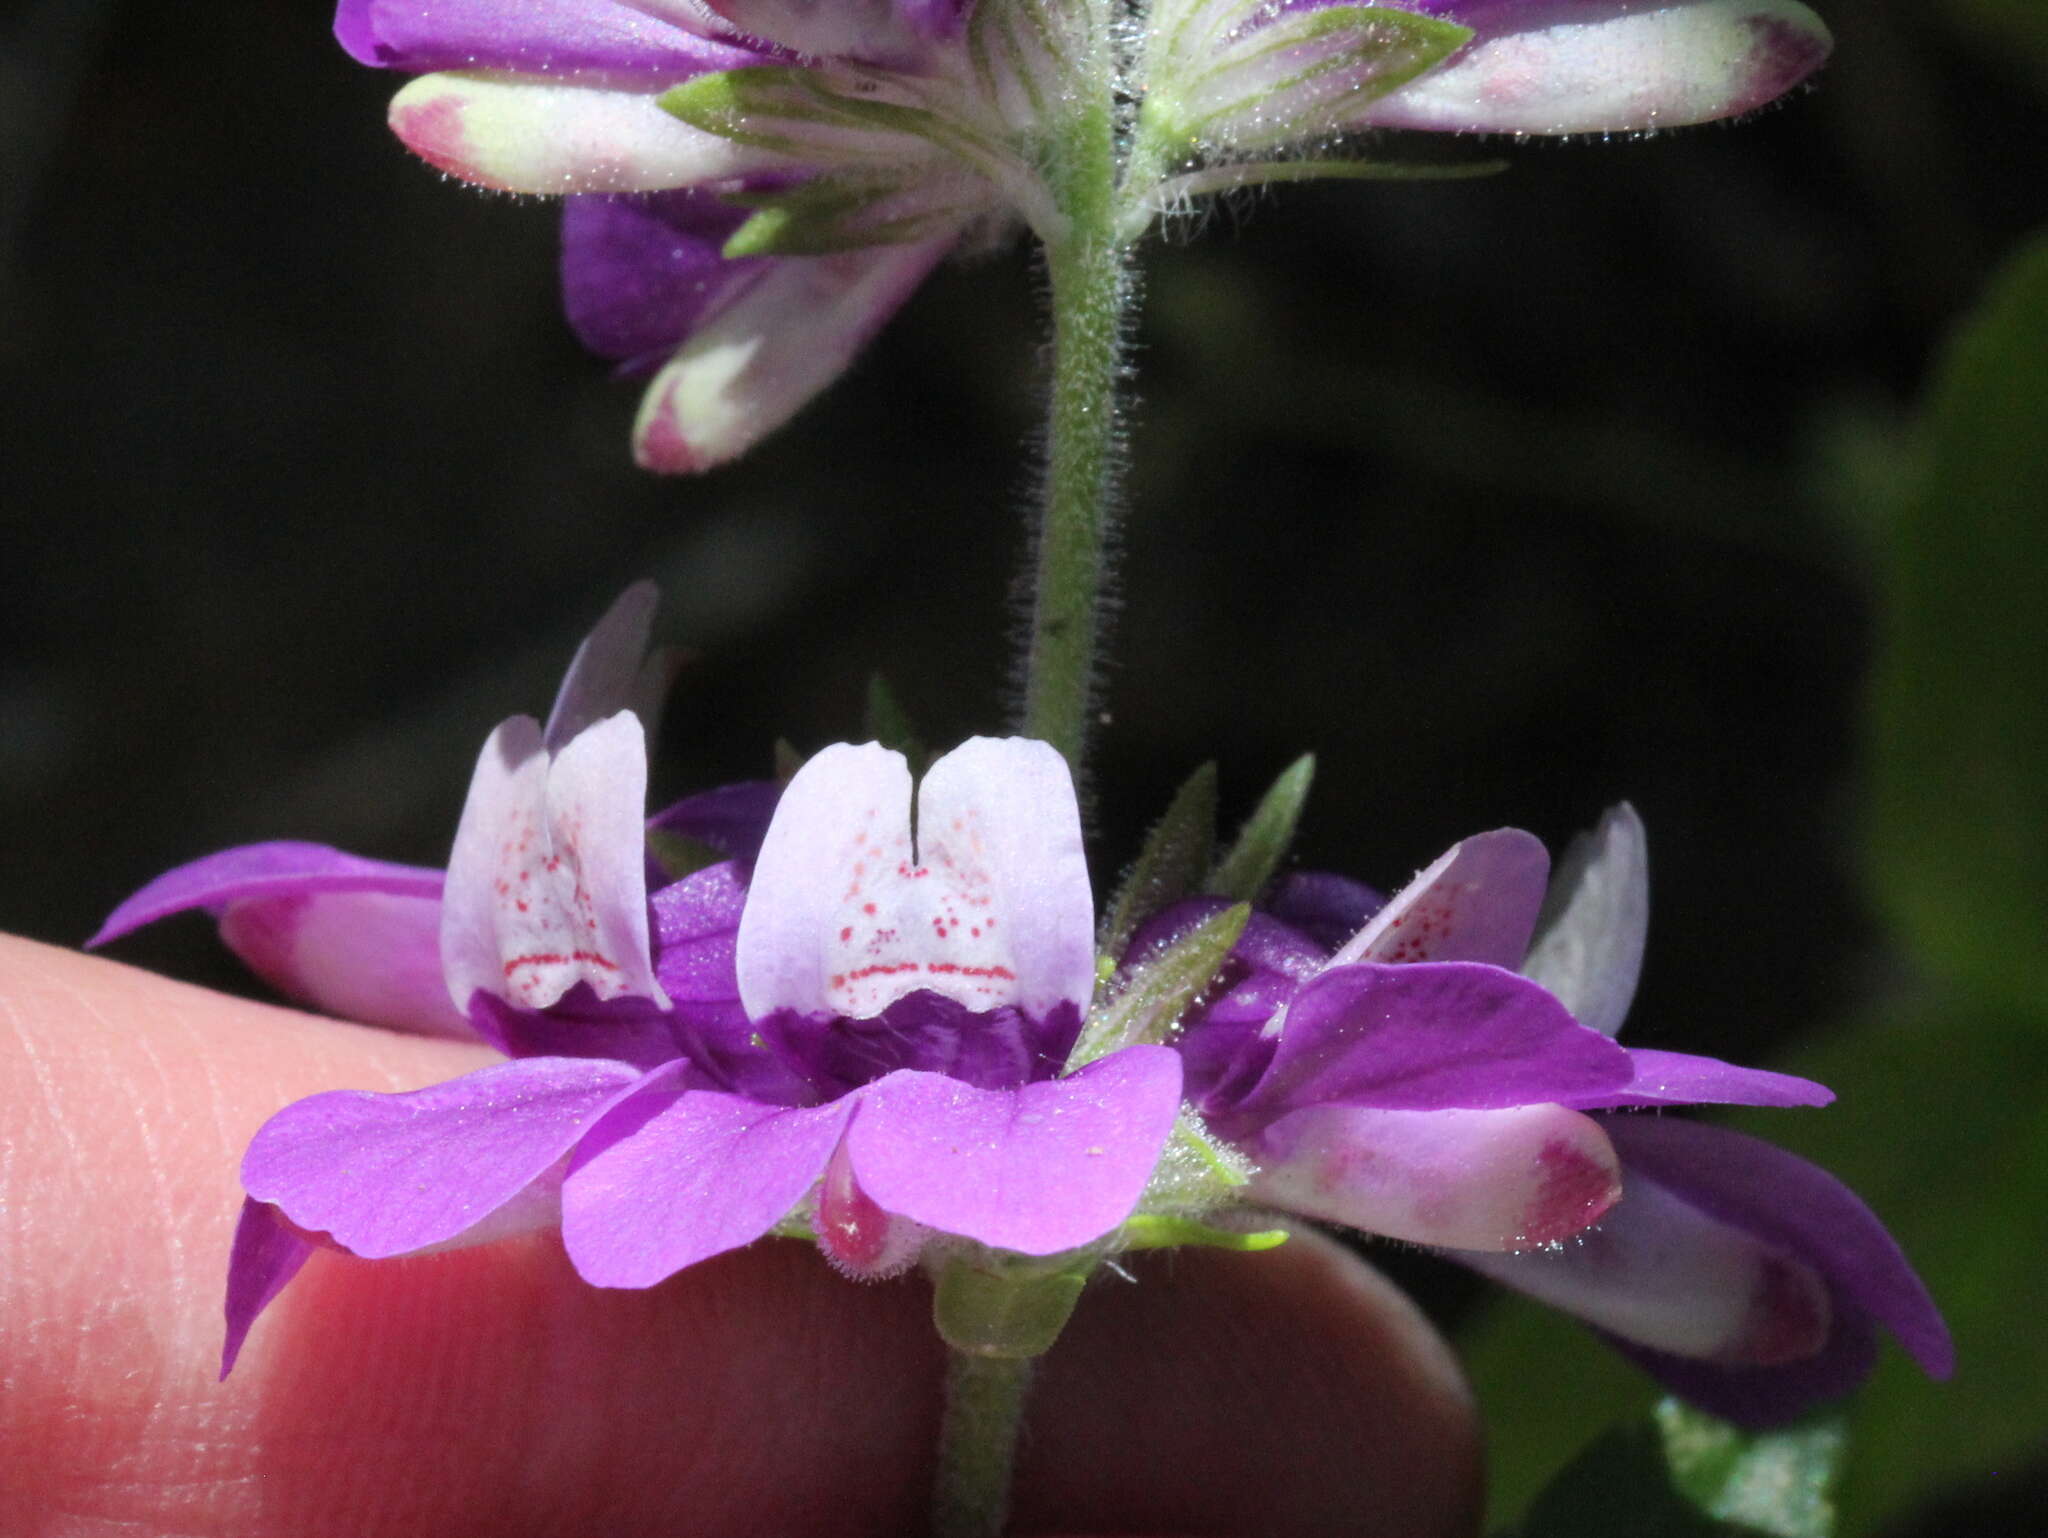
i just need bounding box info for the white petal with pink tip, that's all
[442,712,668,1014]
[737,737,1093,1021]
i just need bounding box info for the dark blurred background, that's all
[4,1,2044,1532]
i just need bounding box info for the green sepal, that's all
[1119,1214,1289,1252]
[1656,1400,1847,1538]
[932,1253,1092,1358]
[661,66,964,159]
[1208,753,1314,901]
[862,671,931,771]
[1099,762,1218,959]
[647,827,728,882]
[1070,901,1248,1068]
[722,175,951,257]
[773,738,806,782]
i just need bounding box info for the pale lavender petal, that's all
[544,581,661,751]
[1361,0,1833,136]
[387,72,794,195]
[241,1057,644,1257]
[1248,1101,1621,1250]
[845,1045,1182,1255]
[1231,961,1632,1120]
[647,778,783,863]
[1566,1048,1834,1110]
[630,234,955,472]
[442,713,667,1013]
[1522,802,1648,1037]
[336,0,762,79]
[220,889,474,1038]
[221,1199,317,1377]
[1264,870,1383,953]
[1605,1116,1953,1380]
[561,1066,857,1285]
[738,737,1090,1020]
[1327,828,1549,971]
[90,841,442,947]
[561,191,766,370]
[1460,1162,1835,1365]
[696,0,934,65]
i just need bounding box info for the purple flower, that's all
[1152,805,1951,1423]
[214,734,1179,1373]
[338,0,1831,471]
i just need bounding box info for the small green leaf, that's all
[1656,1400,1847,1538]
[1119,1214,1289,1252]
[1100,763,1219,959]
[863,672,930,772]
[723,174,952,257]
[1208,753,1314,901]
[1070,901,1248,1068]
[1512,1417,1748,1538]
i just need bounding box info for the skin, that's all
[0,935,1483,1537]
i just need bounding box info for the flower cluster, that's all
[335,0,1833,470]
[99,590,1946,1423]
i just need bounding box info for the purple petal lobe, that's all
[1567,1048,1834,1110]
[647,778,784,863]
[1329,828,1549,971]
[1248,1102,1621,1250]
[220,889,473,1038]
[91,841,442,947]
[1522,802,1648,1037]
[562,191,765,368]
[336,0,760,80]
[561,1068,857,1285]
[442,713,667,1013]
[544,581,661,752]
[1605,1115,1954,1380]
[631,235,955,473]
[465,987,687,1070]
[1264,870,1384,952]
[738,738,1092,1020]
[242,1057,643,1257]
[221,1199,317,1378]
[846,1046,1183,1255]
[1233,961,1633,1120]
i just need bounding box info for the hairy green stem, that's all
[1018,83,1128,773]
[931,1349,1037,1538]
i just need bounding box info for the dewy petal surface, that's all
[846,1045,1184,1255]
[630,233,956,472]
[1233,961,1632,1119]
[442,712,668,1013]
[1327,828,1549,971]
[738,737,1092,1019]
[336,0,762,80]
[561,1065,859,1286]
[241,1057,644,1258]
[1361,0,1834,136]
[1521,802,1648,1037]
[387,72,792,194]
[1248,1101,1622,1250]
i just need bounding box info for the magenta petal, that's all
[562,192,765,369]
[220,888,473,1038]
[846,1046,1183,1255]
[1235,961,1632,1119]
[336,0,760,79]
[561,1069,857,1286]
[1328,828,1549,971]
[241,1057,644,1257]
[90,841,442,947]
[221,1198,317,1377]
[1568,1048,1834,1110]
